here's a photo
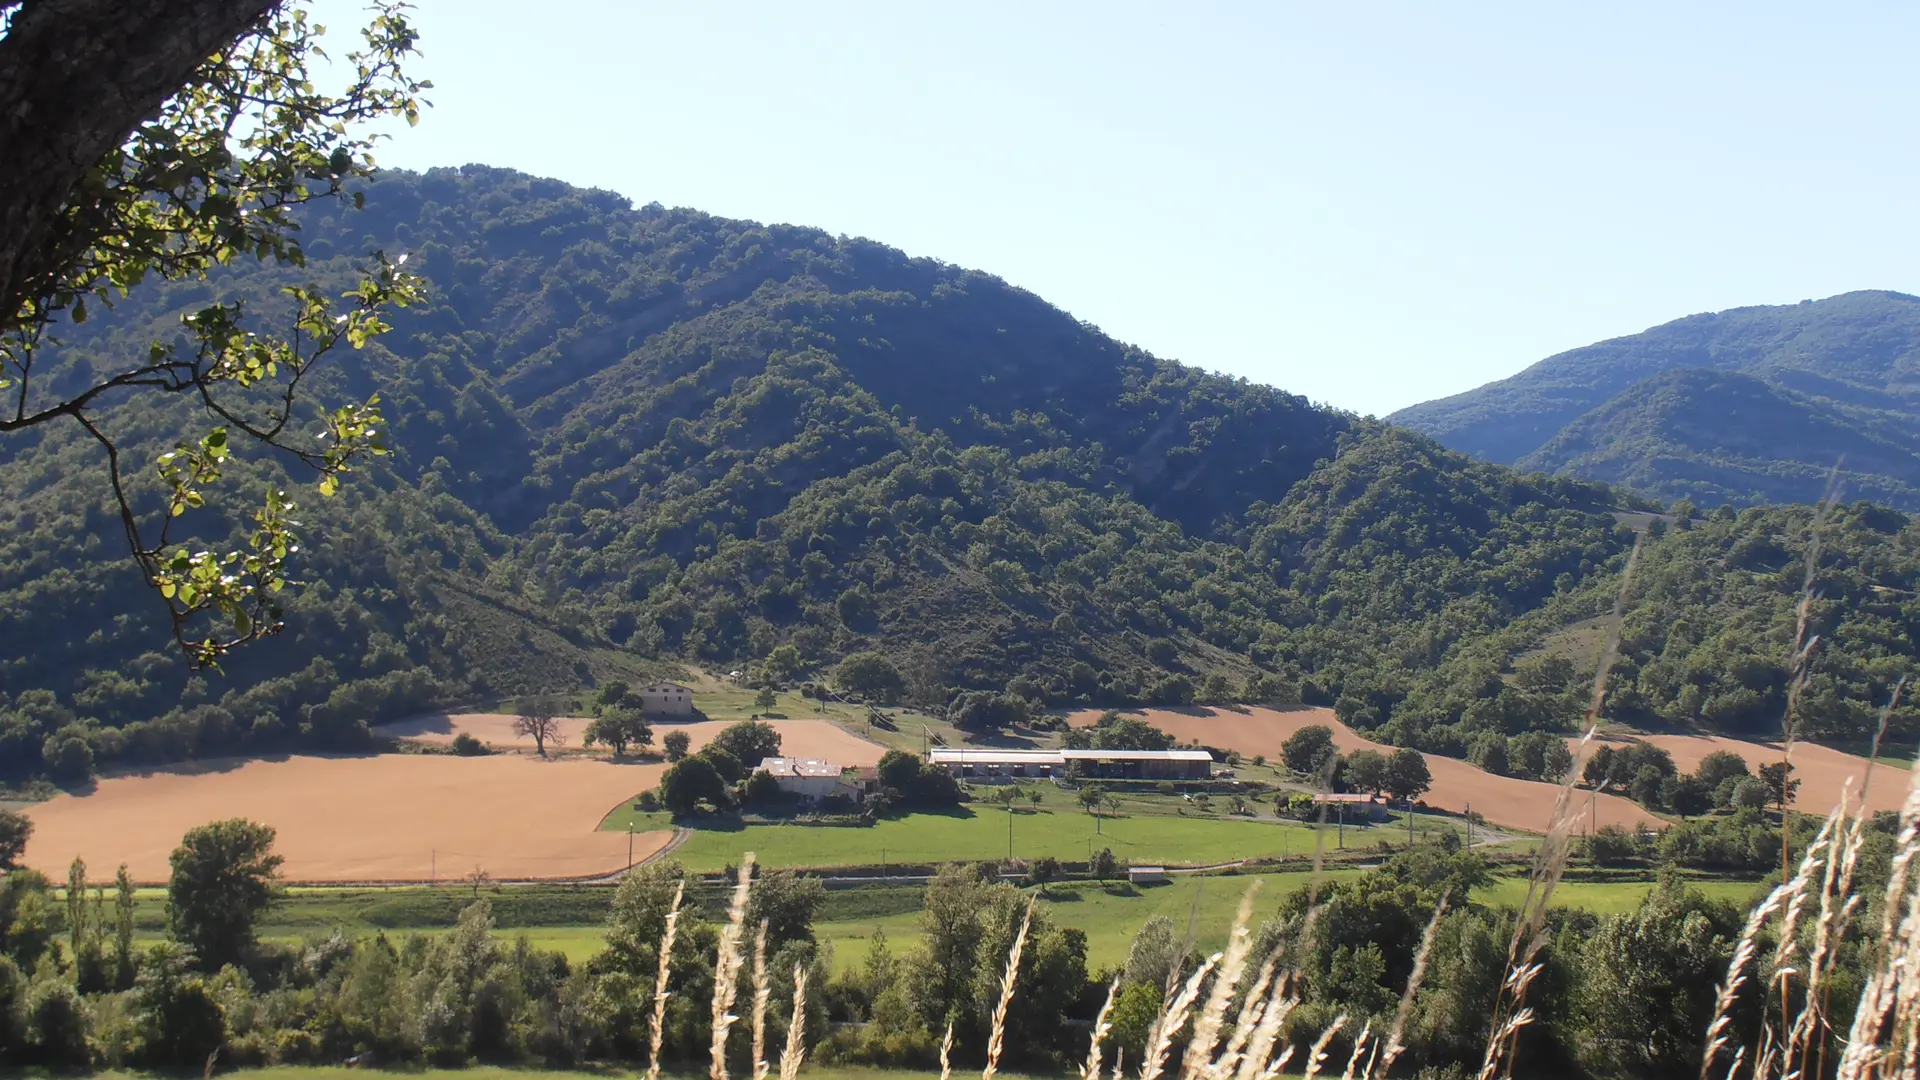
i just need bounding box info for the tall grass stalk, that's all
[1082,978,1119,1080]
[777,963,808,1080]
[751,920,771,1080]
[981,896,1035,1080]
[646,879,686,1080]
[1478,530,1643,1080]
[709,853,757,1080]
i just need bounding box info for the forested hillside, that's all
[1391,291,1920,509]
[3,166,1917,785]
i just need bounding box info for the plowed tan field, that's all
[1593,733,1908,816]
[21,755,673,883]
[1070,706,1663,835]
[384,714,884,766]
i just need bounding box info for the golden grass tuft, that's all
[646,878,686,1080]
[709,853,757,1080]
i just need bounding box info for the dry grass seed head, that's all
[1083,978,1119,1080]
[1143,951,1221,1080]
[646,878,687,1080]
[777,962,808,1080]
[1302,1013,1347,1080]
[709,853,757,1080]
[981,896,1035,1080]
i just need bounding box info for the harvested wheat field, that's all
[21,754,675,884]
[1069,706,1663,835]
[1592,732,1910,817]
[384,714,885,765]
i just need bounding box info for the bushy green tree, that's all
[663,730,692,761]
[166,818,282,971]
[0,811,28,871]
[660,756,729,815]
[1282,724,1337,775]
[709,720,781,767]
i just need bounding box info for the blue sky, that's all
[313,1,1920,416]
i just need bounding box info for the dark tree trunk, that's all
[0,0,278,322]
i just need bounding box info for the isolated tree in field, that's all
[754,685,778,710]
[710,719,781,767]
[583,706,651,757]
[167,817,282,970]
[1344,749,1390,795]
[0,1,427,664]
[463,865,491,900]
[1386,747,1433,802]
[1758,761,1801,813]
[513,700,564,757]
[663,730,692,761]
[1078,783,1108,816]
[0,808,31,870]
[1281,724,1338,775]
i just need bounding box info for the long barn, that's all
[927,747,1212,781]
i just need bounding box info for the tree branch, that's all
[0,0,279,325]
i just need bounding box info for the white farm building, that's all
[927,747,1213,781]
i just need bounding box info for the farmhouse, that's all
[636,683,694,715]
[758,757,843,800]
[927,747,1212,781]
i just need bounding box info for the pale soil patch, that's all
[1597,732,1909,816]
[21,755,674,884]
[384,714,885,766]
[1069,706,1663,835]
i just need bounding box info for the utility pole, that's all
[1407,800,1415,847]
[627,826,634,868]
[1338,802,1345,849]
[1465,803,1472,848]
[1008,801,1015,863]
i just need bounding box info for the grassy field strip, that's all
[188,873,1768,978]
[599,803,1450,872]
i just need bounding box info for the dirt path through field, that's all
[384,714,885,765]
[22,754,675,883]
[1069,706,1663,835]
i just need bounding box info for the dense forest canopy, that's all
[1391,290,1920,509]
[2,166,1917,786]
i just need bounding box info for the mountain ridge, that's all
[1390,290,1920,508]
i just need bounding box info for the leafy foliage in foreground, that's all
[2,166,1917,787]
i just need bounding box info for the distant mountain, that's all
[1390,291,1920,508]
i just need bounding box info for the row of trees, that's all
[1278,725,1434,801]
[9,806,1890,1077]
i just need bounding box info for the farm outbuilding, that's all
[637,683,694,715]
[927,747,1213,782]
[1313,792,1390,822]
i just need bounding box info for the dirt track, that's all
[384,714,885,766]
[1604,732,1910,816]
[1071,706,1664,835]
[21,755,675,884]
